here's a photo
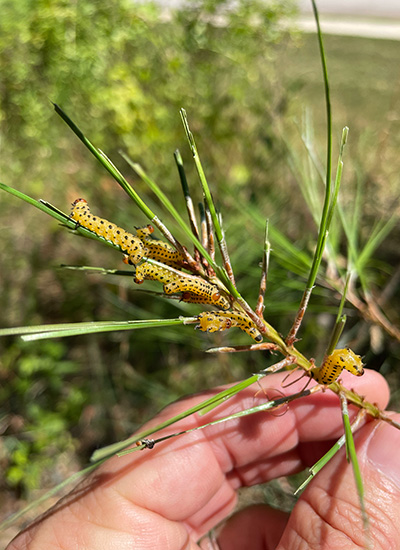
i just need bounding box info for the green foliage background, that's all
[0,0,399,533]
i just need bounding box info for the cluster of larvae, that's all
[70,200,365,372]
[70,199,261,341]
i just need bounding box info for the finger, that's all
[278,413,400,549]
[217,505,289,550]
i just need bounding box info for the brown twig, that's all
[206,343,279,354]
[255,221,270,318]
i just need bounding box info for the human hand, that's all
[8,369,400,549]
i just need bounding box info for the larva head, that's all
[328,348,364,377]
[211,290,231,310]
[134,264,145,284]
[70,199,91,227]
[136,225,154,239]
[72,198,88,207]
[71,198,89,215]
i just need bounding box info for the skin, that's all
[7,369,400,550]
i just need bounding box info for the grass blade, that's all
[90,378,264,461]
[295,408,366,495]
[340,392,370,545]
[255,220,271,317]
[180,108,223,243]
[0,183,140,255]
[53,103,155,219]
[119,152,202,267]
[131,159,242,295]
[325,270,351,355]
[92,376,311,462]
[174,149,201,241]
[0,460,106,531]
[0,183,69,223]
[180,109,237,286]
[0,318,195,341]
[118,386,312,457]
[59,265,135,276]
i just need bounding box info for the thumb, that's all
[278,413,400,550]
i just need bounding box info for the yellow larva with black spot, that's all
[310,348,364,385]
[143,240,185,268]
[134,262,227,307]
[164,276,223,305]
[181,291,230,311]
[196,312,233,332]
[196,311,263,342]
[134,262,179,285]
[136,224,185,267]
[70,199,144,265]
[135,225,185,268]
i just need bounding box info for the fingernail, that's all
[366,417,400,489]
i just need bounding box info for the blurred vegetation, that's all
[0,0,399,534]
